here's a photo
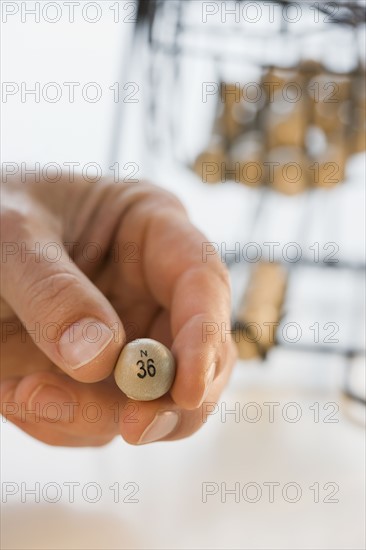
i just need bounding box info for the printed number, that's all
[136,358,156,379]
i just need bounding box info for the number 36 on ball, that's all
[114,338,176,401]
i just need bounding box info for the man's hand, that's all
[0,175,236,446]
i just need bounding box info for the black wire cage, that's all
[118,1,366,407]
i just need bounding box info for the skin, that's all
[0,175,237,446]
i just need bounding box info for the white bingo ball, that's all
[114,338,176,401]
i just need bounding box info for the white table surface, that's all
[1,352,365,550]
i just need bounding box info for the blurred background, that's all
[1,1,365,549]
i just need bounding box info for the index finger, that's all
[143,208,235,409]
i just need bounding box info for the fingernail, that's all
[58,318,113,369]
[138,411,180,445]
[28,384,76,421]
[199,362,216,407]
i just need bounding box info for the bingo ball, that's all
[114,338,176,401]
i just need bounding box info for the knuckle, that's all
[23,269,81,323]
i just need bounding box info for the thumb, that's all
[1,226,125,383]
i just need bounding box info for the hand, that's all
[0,174,236,446]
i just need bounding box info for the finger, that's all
[143,211,234,409]
[120,354,235,445]
[0,350,234,447]
[0,318,53,380]
[170,268,235,409]
[0,372,125,446]
[1,203,125,382]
